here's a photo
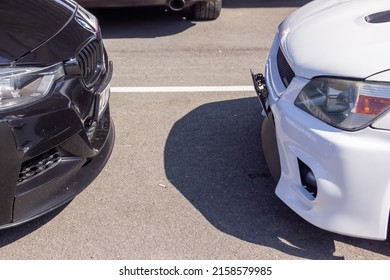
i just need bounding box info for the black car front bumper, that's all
[0,61,115,229]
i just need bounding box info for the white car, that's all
[252,0,390,240]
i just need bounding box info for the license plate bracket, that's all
[96,83,110,120]
[251,70,270,115]
[94,61,113,121]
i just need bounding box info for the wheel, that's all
[261,113,281,182]
[192,0,222,20]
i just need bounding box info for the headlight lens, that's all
[0,63,64,111]
[295,77,390,130]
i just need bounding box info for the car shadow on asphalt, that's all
[164,96,390,259]
[91,7,195,39]
[223,0,312,8]
[88,0,312,39]
[0,204,69,248]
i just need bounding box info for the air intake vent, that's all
[18,150,61,183]
[77,39,104,87]
[277,48,295,88]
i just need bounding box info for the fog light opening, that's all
[298,159,318,198]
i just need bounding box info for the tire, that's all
[192,0,222,20]
[261,113,281,182]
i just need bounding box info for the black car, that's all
[0,0,114,228]
[76,0,222,20]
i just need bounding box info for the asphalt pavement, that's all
[0,0,389,260]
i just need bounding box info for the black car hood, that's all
[0,0,76,64]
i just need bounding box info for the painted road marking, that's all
[111,86,253,93]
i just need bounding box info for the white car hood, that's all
[279,0,390,80]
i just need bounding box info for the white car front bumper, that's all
[264,35,390,240]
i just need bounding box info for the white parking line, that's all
[111,86,254,93]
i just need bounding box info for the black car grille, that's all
[18,150,61,183]
[77,39,104,87]
[277,47,295,88]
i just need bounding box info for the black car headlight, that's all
[0,63,64,111]
[295,77,390,131]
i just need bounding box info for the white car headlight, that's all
[295,77,390,131]
[0,63,64,111]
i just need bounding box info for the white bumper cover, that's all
[265,34,390,240]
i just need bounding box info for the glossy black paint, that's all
[0,0,114,228]
[0,0,77,64]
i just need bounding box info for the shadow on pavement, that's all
[164,96,390,259]
[223,0,312,8]
[0,204,68,249]
[87,0,313,39]
[90,7,195,39]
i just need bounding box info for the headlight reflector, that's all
[295,77,390,130]
[0,63,64,111]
